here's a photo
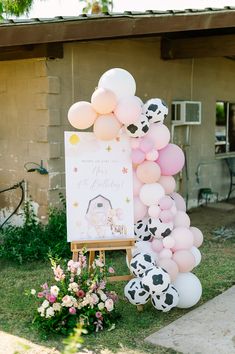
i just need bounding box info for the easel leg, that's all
[89,251,95,268]
[72,251,78,262]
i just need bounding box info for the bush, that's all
[0,195,70,263]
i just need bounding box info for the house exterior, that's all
[1,7,235,223]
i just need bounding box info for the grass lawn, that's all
[0,206,235,354]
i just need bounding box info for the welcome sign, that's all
[64,131,134,242]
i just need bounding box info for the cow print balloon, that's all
[124,278,150,305]
[130,252,155,277]
[125,114,150,138]
[141,266,171,295]
[148,217,173,239]
[143,98,168,124]
[151,284,179,312]
[134,219,152,242]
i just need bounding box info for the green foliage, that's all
[216,102,226,126]
[0,195,69,264]
[0,0,33,17]
[63,324,86,354]
[79,0,113,14]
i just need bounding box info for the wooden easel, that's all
[71,238,135,282]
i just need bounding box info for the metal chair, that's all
[226,158,235,200]
[198,188,218,206]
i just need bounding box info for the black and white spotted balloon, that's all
[151,285,179,312]
[141,266,171,295]
[129,252,155,277]
[148,217,173,239]
[125,114,150,138]
[143,98,168,124]
[124,278,150,305]
[134,218,152,242]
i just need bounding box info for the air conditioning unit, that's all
[171,101,201,125]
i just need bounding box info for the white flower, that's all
[91,293,99,304]
[50,285,59,297]
[62,295,77,308]
[95,259,104,268]
[105,298,114,312]
[42,300,49,309]
[98,290,107,302]
[46,307,55,318]
[98,302,105,310]
[68,282,79,293]
[37,306,44,314]
[52,302,61,312]
[31,289,36,295]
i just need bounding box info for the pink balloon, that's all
[146,123,170,150]
[93,114,121,141]
[91,88,117,114]
[134,197,147,222]
[171,227,194,251]
[146,149,159,161]
[131,149,145,165]
[148,205,161,218]
[133,172,143,197]
[174,211,191,228]
[159,210,174,223]
[171,192,186,212]
[190,227,204,248]
[159,196,174,210]
[162,236,175,249]
[172,250,195,272]
[157,144,185,176]
[158,259,179,282]
[68,101,97,129]
[130,138,141,149]
[159,176,176,194]
[159,248,172,259]
[136,161,161,184]
[114,96,142,125]
[139,183,165,206]
[151,239,163,252]
[139,139,154,153]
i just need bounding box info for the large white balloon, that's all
[139,183,165,206]
[98,68,136,101]
[173,272,202,308]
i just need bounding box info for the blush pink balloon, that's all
[130,138,141,149]
[174,211,191,228]
[146,149,159,161]
[151,239,163,252]
[159,176,176,194]
[159,196,174,210]
[163,236,175,249]
[172,250,195,272]
[159,210,174,223]
[139,183,165,206]
[146,124,170,150]
[158,259,179,282]
[131,149,145,165]
[190,227,204,248]
[133,172,143,197]
[134,197,147,222]
[136,161,161,184]
[171,227,194,251]
[159,249,172,259]
[148,205,161,218]
[68,101,97,129]
[139,139,154,153]
[157,144,185,176]
[93,114,121,141]
[171,192,186,212]
[114,96,142,125]
[91,88,117,114]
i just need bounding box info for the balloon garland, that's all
[67,67,203,312]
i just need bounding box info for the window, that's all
[215,101,235,154]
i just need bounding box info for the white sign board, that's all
[64,132,134,242]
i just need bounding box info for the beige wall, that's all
[1,37,235,223]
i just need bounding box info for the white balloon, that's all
[124,278,150,305]
[98,68,136,101]
[139,183,165,206]
[190,246,202,267]
[173,272,202,308]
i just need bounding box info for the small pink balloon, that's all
[171,227,194,251]
[136,161,161,184]
[133,172,143,197]
[171,192,186,212]
[146,149,159,161]
[174,211,191,228]
[159,210,174,223]
[151,239,163,252]
[190,226,204,248]
[68,101,97,129]
[159,196,174,210]
[139,139,154,153]
[131,149,145,165]
[159,248,172,259]
[91,87,117,114]
[172,250,195,272]
[134,197,147,223]
[159,176,176,194]
[114,96,142,125]
[146,124,170,150]
[157,144,185,176]
[93,113,121,141]
[158,259,179,282]
[130,138,141,149]
[163,236,175,249]
[148,205,161,218]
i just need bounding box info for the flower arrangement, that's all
[30,251,118,335]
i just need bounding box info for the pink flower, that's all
[76,290,85,298]
[48,295,57,303]
[53,265,65,281]
[37,292,44,298]
[95,311,103,319]
[69,307,76,315]
[41,283,48,290]
[105,298,114,312]
[108,267,115,274]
